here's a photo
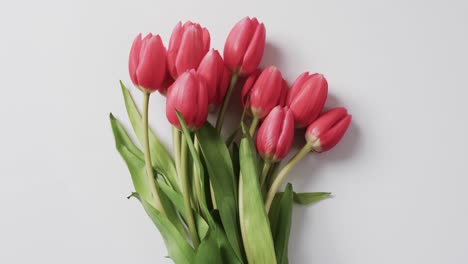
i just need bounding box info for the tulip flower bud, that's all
[166,70,209,130]
[224,17,266,76]
[287,72,328,127]
[197,49,230,110]
[256,106,295,162]
[128,33,168,92]
[305,107,352,152]
[242,66,284,119]
[167,21,210,79]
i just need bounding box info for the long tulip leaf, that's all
[196,123,243,260]
[239,134,277,264]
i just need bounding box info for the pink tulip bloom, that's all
[166,70,209,130]
[197,49,230,110]
[287,72,328,127]
[256,106,295,161]
[224,17,266,76]
[128,33,167,92]
[167,21,210,79]
[306,107,352,152]
[242,66,284,119]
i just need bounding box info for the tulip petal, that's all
[240,23,266,75]
[286,72,310,105]
[258,107,284,157]
[250,66,283,119]
[224,17,256,72]
[175,25,206,77]
[128,33,142,85]
[274,109,294,160]
[288,73,328,127]
[167,22,183,78]
[166,70,208,130]
[307,107,348,139]
[317,114,352,152]
[136,34,167,91]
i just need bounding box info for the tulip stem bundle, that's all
[142,92,166,215]
[112,16,353,264]
[216,73,239,132]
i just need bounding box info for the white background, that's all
[1,0,467,263]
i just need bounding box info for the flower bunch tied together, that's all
[110,16,352,264]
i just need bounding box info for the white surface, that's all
[1,0,467,263]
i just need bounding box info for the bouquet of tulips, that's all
[110,17,352,264]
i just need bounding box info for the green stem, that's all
[142,92,166,215]
[193,136,202,213]
[259,160,272,187]
[172,127,182,187]
[216,73,239,133]
[265,143,313,212]
[249,117,259,136]
[180,137,200,248]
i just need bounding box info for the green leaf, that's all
[196,123,243,260]
[239,136,277,264]
[272,184,294,264]
[110,114,185,236]
[268,193,283,239]
[130,193,195,264]
[195,229,223,264]
[110,113,151,204]
[158,179,209,240]
[120,81,180,193]
[293,192,331,205]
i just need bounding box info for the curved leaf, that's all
[131,193,195,264]
[196,123,243,260]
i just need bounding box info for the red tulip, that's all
[286,72,328,127]
[305,107,352,152]
[256,106,295,161]
[167,21,210,79]
[128,33,167,92]
[224,17,266,76]
[242,66,284,119]
[197,49,230,110]
[166,70,209,130]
